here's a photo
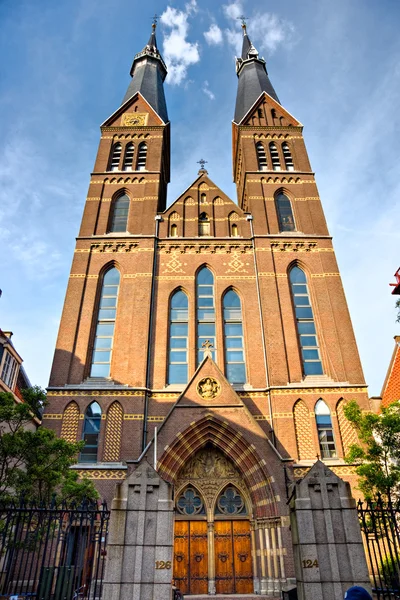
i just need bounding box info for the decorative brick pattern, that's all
[337,399,358,456]
[60,402,80,443]
[103,402,123,461]
[293,400,315,460]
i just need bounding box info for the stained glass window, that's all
[168,290,189,384]
[276,193,295,232]
[109,194,129,232]
[90,268,120,378]
[223,290,246,384]
[215,486,246,515]
[197,267,216,364]
[176,487,205,515]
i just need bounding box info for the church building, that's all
[44,21,370,596]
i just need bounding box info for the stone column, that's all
[258,520,267,594]
[207,521,216,595]
[103,459,174,600]
[289,460,371,600]
[250,520,260,594]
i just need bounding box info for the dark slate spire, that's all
[234,24,280,124]
[122,22,169,123]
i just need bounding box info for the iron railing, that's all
[0,497,109,599]
[358,495,400,599]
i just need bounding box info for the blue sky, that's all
[0,0,399,396]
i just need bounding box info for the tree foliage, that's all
[396,298,400,323]
[343,399,400,501]
[0,388,98,503]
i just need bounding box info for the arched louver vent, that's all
[137,143,147,171]
[123,143,134,171]
[109,143,122,171]
[269,142,281,171]
[282,142,294,171]
[199,213,210,236]
[256,142,267,171]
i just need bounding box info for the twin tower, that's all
[44,22,369,595]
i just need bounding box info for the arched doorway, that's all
[173,445,253,595]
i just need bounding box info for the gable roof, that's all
[381,336,400,407]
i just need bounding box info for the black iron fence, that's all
[358,495,400,599]
[0,497,109,600]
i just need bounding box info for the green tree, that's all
[343,399,400,501]
[396,298,400,323]
[0,388,98,503]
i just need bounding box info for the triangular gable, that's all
[238,91,302,127]
[381,336,400,407]
[101,92,165,128]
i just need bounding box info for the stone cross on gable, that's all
[201,340,214,359]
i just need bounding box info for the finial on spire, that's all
[197,158,208,174]
[237,15,248,33]
[152,14,158,30]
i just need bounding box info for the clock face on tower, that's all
[122,112,148,126]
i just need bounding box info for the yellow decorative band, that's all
[148,416,165,422]
[311,273,340,277]
[42,414,63,420]
[123,414,144,420]
[123,273,152,278]
[76,469,126,480]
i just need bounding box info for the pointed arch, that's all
[293,399,314,460]
[196,266,216,364]
[109,142,122,171]
[289,265,323,376]
[275,190,295,232]
[158,415,278,518]
[269,142,281,171]
[60,401,80,444]
[229,212,239,237]
[223,288,246,384]
[315,399,337,458]
[137,142,147,170]
[79,401,102,463]
[169,211,180,237]
[256,141,267,171]
[103,401,123,461]
[109,192,130,232]
[282,142,294,171]
[198,212,210,236]
[90,266,121,378]
[168,288,189,384]
[336,399,357,456]
[123,142,134,171]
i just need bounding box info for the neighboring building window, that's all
[199,213,210,236]
[197,267,216,364]
[1,352,18,389]
[282,142,294,171]
[109,143,122,171]
[137,142,147,170]
[168,290,189,384]
[256,142,267,170]
[315,399,337,458]
[276,193,295,232]
[170,223,178,237]
[90,268,120,378]
[223,290,246,384]
[269,142,281,171]
[123,143,134,171]
[79,401,102,463]
[109,194,129,232]
[289,266,323,376]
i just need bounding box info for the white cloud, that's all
[225,28,243,56]
[223,1,244,21]
[160,2,200,86]
[204,23,223,46]
[202,81,215,100]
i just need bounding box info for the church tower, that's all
[44,22,370,597]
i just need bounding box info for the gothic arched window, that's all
[223,290,246,384]
[269,142,281,171]
[90,267,120,378]
[170,223,178,237]
[231,223,238,237]
[197,267,216,364]
[168,290,189,384]
[275,193,295,232]
[289,266,323,376]
[199,212,210,236]
[109,142,122,171]
[282,142,294,171]
[215,486,247,516]
[256,142,267,170]
[137,142,147,170]
[109,194,129,232]
[315,399,337,458]
[79,401,102,463]
[123,143,134,171]
[176,487,206,515]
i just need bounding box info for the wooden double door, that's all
[173,520,253,595]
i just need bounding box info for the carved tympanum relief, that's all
[196,377,221,400]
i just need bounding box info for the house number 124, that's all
[155,561,171,570]
[302,559,319,568]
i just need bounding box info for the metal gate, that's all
[0,497,109,599]
[358,495,400,599]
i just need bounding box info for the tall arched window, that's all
[109,194,129,232]
[223,290,246,383]
[256,142,267,170]
[137,142,147,170]
[289,266,323,376]
[90,268,120,378]
[199,213,210,236]
[231,223,238,237]
[276,193,295,232]
[79,401,102,463]
[315,399,336,458]
[269,142,281,171]
[168,290,189,384]
[170,223,178,237]
[109,143,122,171]
[197,267,216,364]
[282,142,294,171]
[123,143,134,171]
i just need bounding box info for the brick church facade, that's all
[44,22,370,595]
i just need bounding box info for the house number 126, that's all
[155,561,171,570]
